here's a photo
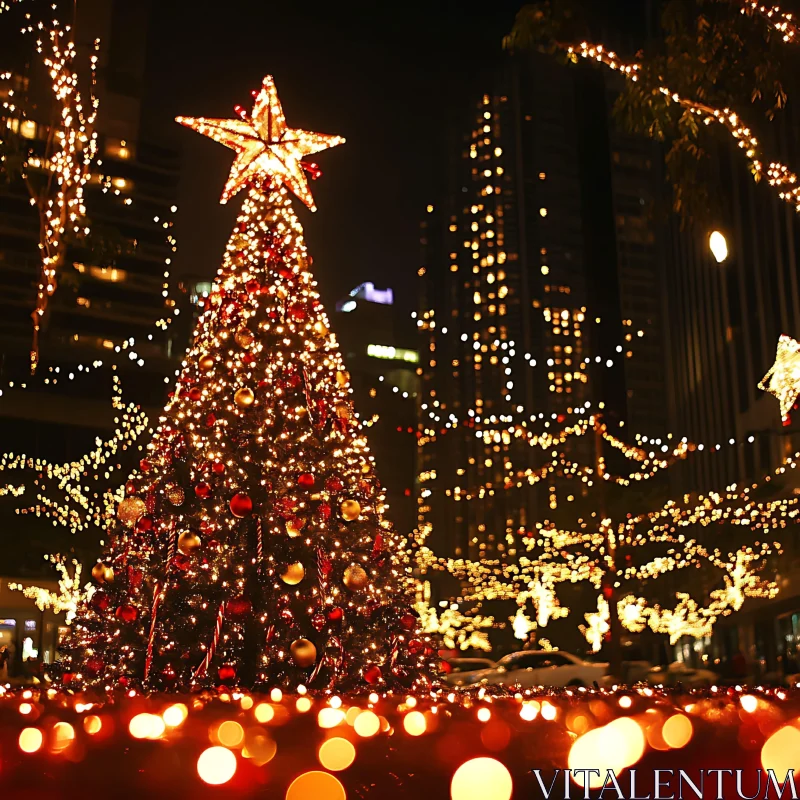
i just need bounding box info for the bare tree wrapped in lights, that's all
[0,0,100,373]
[55,76,436,693]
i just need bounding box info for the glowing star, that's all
[759,334,800,421]
[176,75,344,210]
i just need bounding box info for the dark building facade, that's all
[333,282,419,535]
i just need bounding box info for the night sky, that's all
[142,1,526,314]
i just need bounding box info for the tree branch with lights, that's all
[504,0,800,222]
[0,0,100,372]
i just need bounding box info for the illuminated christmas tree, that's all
[56,76,435,693]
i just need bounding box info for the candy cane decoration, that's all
[257,516,263,563]
[302,366,315,426]
[143,583,162,682]
[192,600,226,681]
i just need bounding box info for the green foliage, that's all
[505,0,795,223]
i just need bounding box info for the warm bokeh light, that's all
[296,697,312,713]
[354,710,380,738]
[519,703,538,721]
[568,717,645,788]
[162,703,188,727]
[255,703,275,723]
[541,702,557,721]
[451,757,513,800]
[740,695,758,713]
[19,702,33,715]
[197,746,237,786]
[19,727,43,753]
[619,696,632,709]
[404,711,427,736]
[661,714,693,749]
[286,770,346,800]
[761,725,800,776]
[318,707,346,728]
[83,715,102,735]
[217,720,245,748]
[477,707,492,723]
[319,737,356,771]
[129,713,166,740]
[52,722,76,752]
[243,729,277,766]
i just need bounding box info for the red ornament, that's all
[115,605,138,623]
[85,656,104,675]
[274,497,296,519]
[128,567,144,589]
[364,664,382,685]
[218,664,236,682]
[227,597,252,618]
[245,279,261,293]
[125,481,137,496]
[188,386,202,402]
[317,502,331,521]
[326,477,344,493]
[440,660,453,675]
[399,613,417,632]
[298,472,315,489]
[288,303,307,322]
[212,461,226,475]
[91,592,110,612]
[161,665,177,684]
[327,606,343,622]
[278,266,294,280]
[135,516,153,533]
[195,482,212,500]
[139,458,152,473]
[242,351,255,365]
[311,613,327,632]
[408,639,424,655]
[230,492,253,517]
[206,412,217,427]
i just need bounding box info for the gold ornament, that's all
[199,355,215,371]
[336,370,349,387]
[117,496,146,527]
[313,320,328,337]
[340,499,361,521]
[178,531,202,555]
[103,565,115,583]
[343,564,368,591]
[166,484,185,506]
[759,334,800,421]
[290,638,317,668]
[91,563,108,583]
[235,387,255,408]
[235,328,255,348]
[176,75,345,210]
[335,402,351,420]
[286,518,304,538]
[281,562,305,585]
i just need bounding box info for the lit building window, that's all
[539,208,548,217]
[19,120,37,139]
[89,266,127,283]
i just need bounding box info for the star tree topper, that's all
[759,334,800,422]
[176,75,344,211]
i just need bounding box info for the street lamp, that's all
[709,230,728,263]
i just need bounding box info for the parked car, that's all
[645,661,718,688]
[474,650,609,689]
[443,658,496,687]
